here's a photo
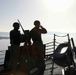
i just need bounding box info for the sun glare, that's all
[43,0,74,12]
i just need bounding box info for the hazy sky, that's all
[0,0,76,33]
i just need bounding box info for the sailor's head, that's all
[34,20,40,28]
[13,22,20,30]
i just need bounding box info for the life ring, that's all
[53,43,71,67]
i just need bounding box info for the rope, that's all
[46,47,54,50]
[46,51,54,53]
[55,34,68,37]
[46,45,54,47]
[45,41,53,45]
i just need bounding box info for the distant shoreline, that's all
[0,37,9,40]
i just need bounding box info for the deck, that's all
[44,59,63,75]
[0,59,63,75]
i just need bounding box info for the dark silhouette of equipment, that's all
[50,34,76,75]
[17,19,30,43]
[53,42,71,67]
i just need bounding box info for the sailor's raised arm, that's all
[40,25,47,33]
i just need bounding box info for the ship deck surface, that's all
[44,59,63,75]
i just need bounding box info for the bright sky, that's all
[0,0,76,33]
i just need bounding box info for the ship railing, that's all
[0,50,6,67]
[45,41,54,61]
[50,34,70,75]
[44,34,69,61]
[43,34,69,74]
[44,35,68,71]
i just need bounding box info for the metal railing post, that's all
[51,34,55,75]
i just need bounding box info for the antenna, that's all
[17,19,25,33]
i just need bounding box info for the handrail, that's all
[46,45,54,47]
[0,50,6,66]
[45,41,53,45]
[46,47,54,50]
[55,34,68,37]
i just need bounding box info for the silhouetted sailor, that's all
[10,22,21,45]
[29,20,47,43]
[29,20,47,75]
[9,22,21,70]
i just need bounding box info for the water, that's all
[0,33,76,50]
[0,39,10,50]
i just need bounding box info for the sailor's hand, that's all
[40,25,44,29]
